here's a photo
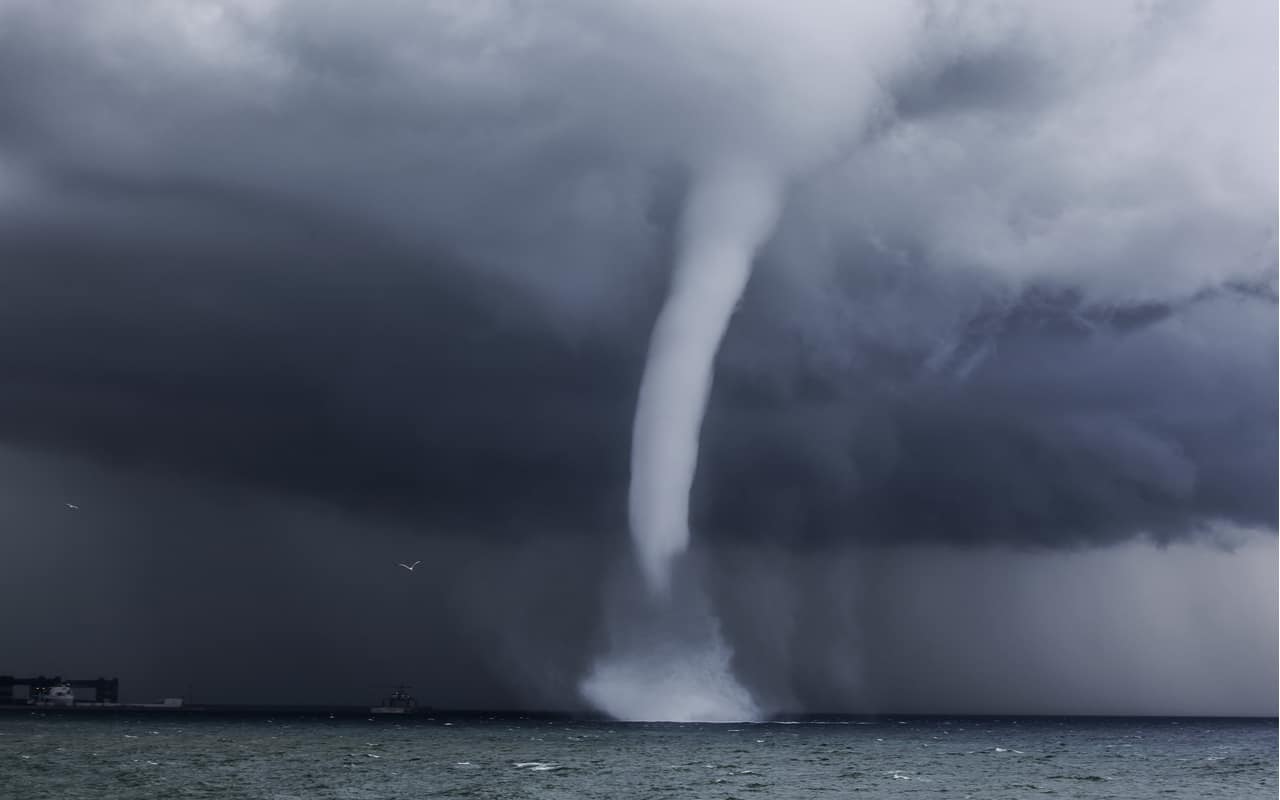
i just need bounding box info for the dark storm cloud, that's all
[0,1,1274,714]
[0,0,1274,551]
[700,273,1276,548]
[0,206,643,533]
[2,197,1272,548]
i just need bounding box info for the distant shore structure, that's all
[1,675,119,705]
[0,674,184,709]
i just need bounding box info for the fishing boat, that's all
[370,686,418,715]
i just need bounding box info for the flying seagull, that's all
[398,561,422,572]
[65,503,79,510]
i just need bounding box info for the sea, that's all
[0,713,1274,799]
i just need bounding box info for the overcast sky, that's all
[0,0,1275,714]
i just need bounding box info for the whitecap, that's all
[515,761,556,770]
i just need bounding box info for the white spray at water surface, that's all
[579,611,757,722]
[580,556,761,722]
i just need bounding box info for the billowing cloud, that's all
[0,0,1273,711]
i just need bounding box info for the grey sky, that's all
[0,0,1274,713]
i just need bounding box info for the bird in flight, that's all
[65,503,79,510]
[399,561,422,572]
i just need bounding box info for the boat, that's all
[370,686,418,715]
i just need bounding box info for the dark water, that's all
[1,714,1274,799]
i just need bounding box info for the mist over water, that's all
[579,602,758,723]
[580,556,760,722]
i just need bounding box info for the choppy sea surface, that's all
[1,713,1274,799]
